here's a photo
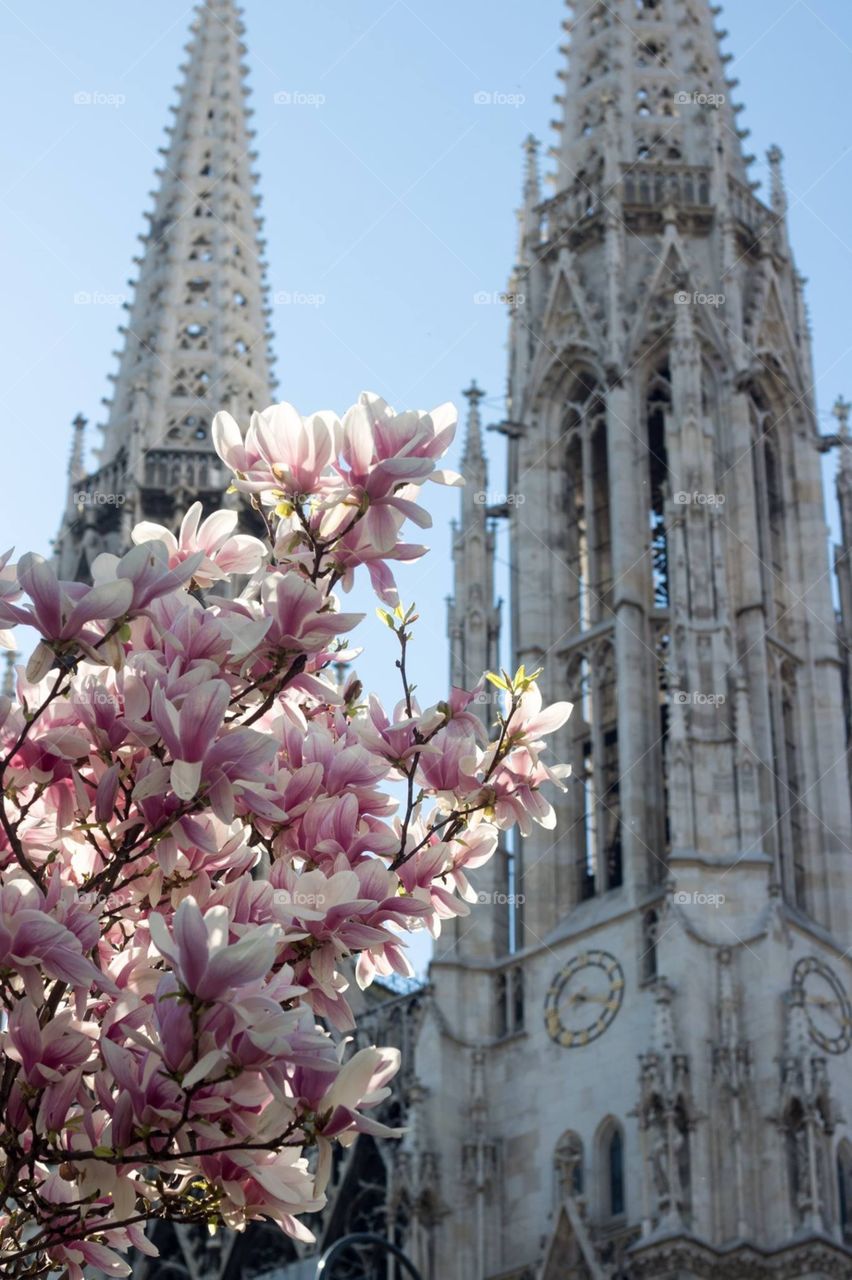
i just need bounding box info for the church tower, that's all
[54,0,274,580]
[416,1,852,1276]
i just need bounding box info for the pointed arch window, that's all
[597,1119,626,1219]
[568,645,622,901]
[646,364,672,608]
[495,965,524,1038]
[609,1129,625,1216]
[564,377,611,632]
[752,400,792,639]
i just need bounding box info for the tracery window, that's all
[752,391,808,907]
[568,645,622,900]
[564,377,611,631]
[495,965,524,1037]
[646,365,672,609]
[597,1120,626,1218]
[752,399,792,639]
[636,36,669,67]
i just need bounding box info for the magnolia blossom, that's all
[132,501,267,588]
[0,393,568,1278]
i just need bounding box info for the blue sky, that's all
[1,1,851,969]
[2,0,852,707]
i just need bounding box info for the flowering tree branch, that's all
[0,393,570,1278]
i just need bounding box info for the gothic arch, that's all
[595,1117,626,1221]
[531,354,607,427]
[560,372,611,632]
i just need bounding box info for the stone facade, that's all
[391,1,852,1276]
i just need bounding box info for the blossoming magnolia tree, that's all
[0,394,569,1279]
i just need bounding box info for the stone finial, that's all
[833,394,851,438]
[68,413,87,482]
[522,134,540,205]
[767,145,787,214]
[517,137,542,262]
[461,380,486,466]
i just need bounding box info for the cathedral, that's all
[53,1,852,1278]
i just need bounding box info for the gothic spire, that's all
[100,0,273,466]
[460,379,486,468]
[516,135,542,267]
[55,0,275,577]
[552,0,752,192]
[523,133,541,205]
[447,381,503,957]
[67,413,87,485]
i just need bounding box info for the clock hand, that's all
[806,995,840,1010]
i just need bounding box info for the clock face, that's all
[544,949,625,1048]
[792,956,852,1055]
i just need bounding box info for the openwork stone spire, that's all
[55,0,274,578]
[552,0,751,191]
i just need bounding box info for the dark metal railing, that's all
[316,1233,423,1280]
